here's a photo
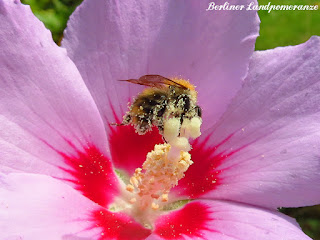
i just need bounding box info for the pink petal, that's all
[0,173,100,240]
[151,200,311,240]
[0,173,151,240]
[0,0,120,204]
[176,37,320,208]
[62,0,260,132]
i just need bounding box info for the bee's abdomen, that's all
[129,91,168,134]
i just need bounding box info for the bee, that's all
[117,75,202,136]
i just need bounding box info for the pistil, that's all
[124,117,202,224]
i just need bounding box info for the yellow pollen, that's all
[151,202,160,210]
[130,176,139,187]
[126,184,134,192]
[161,194,168,202]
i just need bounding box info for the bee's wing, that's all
[120,75,188,89]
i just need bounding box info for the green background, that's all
[20,0,320,239]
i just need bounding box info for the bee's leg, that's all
[123,114,132,124]
[157,104,167,118]
[156,125,167,143]
[135,116,152,135]
[110,114,131,126]
[109,123,124,126]
[178,114,185,137]
[179,115,184,125]
[195,105,202,117]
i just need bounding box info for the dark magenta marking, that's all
[58,144,120,207]
[92,209,151,240]
[154,201,212,239]
[108,125,163,175]
[174,133,240,198]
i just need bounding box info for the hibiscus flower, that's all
[1,0,319,239]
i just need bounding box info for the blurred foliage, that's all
[21,0,82,44]
[256,0,320,50]
[20,0,320,239]
[281,205,320,240]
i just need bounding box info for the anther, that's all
[151,193,160,199]
[126,184,135,192]
[130,176,139,187]
[161,194,168,202]
[151,202,159,210]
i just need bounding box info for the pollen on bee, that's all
[163,117,181,141]
[180,117,202,139]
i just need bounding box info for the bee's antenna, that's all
[110,123,124,126]
[162,136,168,144]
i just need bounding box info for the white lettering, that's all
[206,2,319,12]
[206,2,215,11]
[246,2,254,10]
